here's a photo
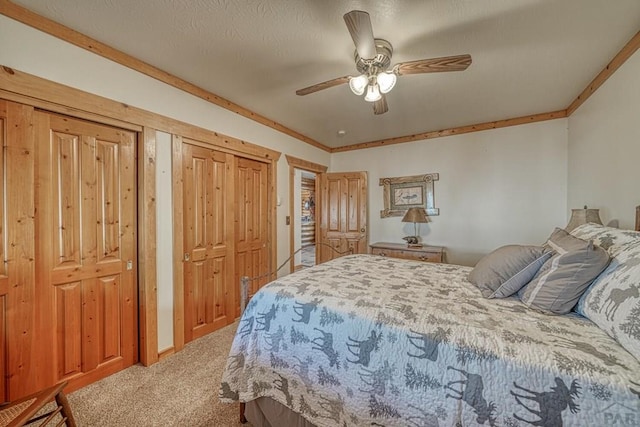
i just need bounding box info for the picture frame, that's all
[379,173,439,218]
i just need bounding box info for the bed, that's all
[220,214,640,427]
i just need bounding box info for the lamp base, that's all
[402,235,421,246]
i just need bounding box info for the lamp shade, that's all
[349,74,368,96]
[376,71,397,94]
[401,207,429,224]
[565,206,602,231]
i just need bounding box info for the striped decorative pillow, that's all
[519,228,610,315]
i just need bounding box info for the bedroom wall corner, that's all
[567,48,640,230]
[330,119,569,266]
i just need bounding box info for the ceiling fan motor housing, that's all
[355,38,393,75]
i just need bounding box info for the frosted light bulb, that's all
[364,84,382,102]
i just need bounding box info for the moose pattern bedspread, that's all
[220,255,640,427]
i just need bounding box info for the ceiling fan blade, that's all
[395,54,472,76]
[373,94,388,115]
[343,10,377,60]
[296,76,350,96]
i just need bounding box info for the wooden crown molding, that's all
[285,155,328,173]
[330,110,568,153]
[1,0,638,153]
[0,0,330,153]
[566,30,640,116]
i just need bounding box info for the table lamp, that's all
[565,205,602,232]
[401,207,429,247]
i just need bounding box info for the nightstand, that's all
[370,242,444,263]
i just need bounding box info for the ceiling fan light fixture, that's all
[376,71,397,94]
[349,74,368,96]
[364,84,382,102]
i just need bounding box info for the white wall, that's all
[568,49,640,230]
[331,120,569,266]
[155,132,174,352]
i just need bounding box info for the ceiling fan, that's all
[296,10,472,115]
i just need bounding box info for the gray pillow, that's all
[468,245,552,298]
[519,228,611,315]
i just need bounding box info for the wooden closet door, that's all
[235,157,269,316]
[35,112,137,392]
[182,142,235,342]
[318,172,368,263]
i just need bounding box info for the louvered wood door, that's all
[235,157,269,317]
[318,172,368,263]
[35,112,137,391]
[182,142,235,342]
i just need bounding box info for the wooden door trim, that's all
[285,155,327,273]
[172,135,186,353]
[0,114,6,403]
[268,160,277,282]
[2,100,37,399]
[138,127,158,366]
[0,89,143,132]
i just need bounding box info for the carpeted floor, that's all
[62,321,247,426]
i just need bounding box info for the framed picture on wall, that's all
[379,173,439,217]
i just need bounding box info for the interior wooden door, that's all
[318,172,368,263]
[35,112,137,392]
[235,157,269,316]
[182,142,235,343]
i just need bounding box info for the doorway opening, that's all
[294,170,317,270]
[285,155,328,274]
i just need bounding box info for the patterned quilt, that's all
[220,255,640,426]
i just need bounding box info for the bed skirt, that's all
[245,398,317,427]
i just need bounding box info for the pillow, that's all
[570,224,640,361]
[571,223,640,315]
[519,228,610,315]
[571,222,640,257]
[468,245,552,298]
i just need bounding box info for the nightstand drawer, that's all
[370,242,444,263]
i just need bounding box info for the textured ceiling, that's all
[11,0,640,148]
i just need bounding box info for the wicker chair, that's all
[0,382,76,427]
